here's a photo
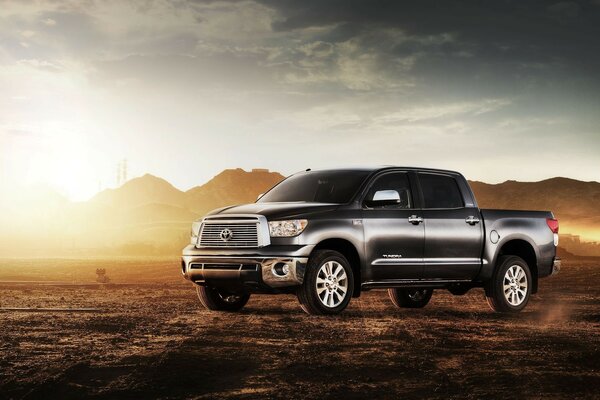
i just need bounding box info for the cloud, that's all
[91,52,277,94]
[17,58,62,71]
[42,18,56,26]
[260,0,600,84]
[5,128,35,137]
[0,0,599,195]
[372,99,511,124]
[547,1,581,19]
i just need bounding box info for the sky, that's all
[1,0,599,201]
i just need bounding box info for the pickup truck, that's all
[182,167,560,315]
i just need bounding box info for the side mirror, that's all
[365,190,401,207]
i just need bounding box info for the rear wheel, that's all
[297,250,354,315]
[486,255,531,313]
[196,285,250,312]
[388,288,433,308]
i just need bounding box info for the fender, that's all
[298,214,367,272]
[477,215,542,282]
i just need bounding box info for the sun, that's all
[3,128,103,201]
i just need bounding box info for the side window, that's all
[419,173,464,209]
[365,173,413,209]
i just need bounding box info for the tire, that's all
[297,250,354,315]
[388,288,433,308]
[196,285,250,312]
[486,255,532,313]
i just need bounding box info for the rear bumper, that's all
[181,244,313,289]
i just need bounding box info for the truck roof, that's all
[301,166,463,176]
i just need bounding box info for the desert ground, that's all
[0,257,599,399]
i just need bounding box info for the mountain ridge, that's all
[471,177,600,185]
[1,169,599,256]
[89,169,285,213]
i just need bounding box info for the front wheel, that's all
[388,288,433,308]
[297,250,354,315]
[485,255,532,313]
[196,285,250,312]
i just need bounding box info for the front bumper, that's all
[181,244,314,289]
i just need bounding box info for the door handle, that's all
[408,215,423,225]
[465,216,480,225]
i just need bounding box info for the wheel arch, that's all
[492,238,539,294]
[312,238,362,297]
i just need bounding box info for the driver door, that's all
[362,171,424,281]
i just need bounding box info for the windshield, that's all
[258,170,371,204]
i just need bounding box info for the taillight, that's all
[546,218,559,234]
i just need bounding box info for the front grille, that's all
[199,222,259,247]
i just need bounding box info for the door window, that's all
[419,173,463,209]
[364,173,413,209]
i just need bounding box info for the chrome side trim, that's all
[372,258,421,265]
[422,258,481,265]
[372,257,481,266]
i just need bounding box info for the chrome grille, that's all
[199,221,259,247]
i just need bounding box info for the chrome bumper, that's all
[551,257,561,276]
[181,255,308,288]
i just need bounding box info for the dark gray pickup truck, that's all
[182,167,560,315]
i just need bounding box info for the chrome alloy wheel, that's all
[316,261,348,308]
[503,265,528,306]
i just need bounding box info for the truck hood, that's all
[206,202,339,220]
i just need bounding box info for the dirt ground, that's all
[0,257,599,399]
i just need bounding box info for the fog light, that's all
[272,262,290,277]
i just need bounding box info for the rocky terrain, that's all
[0,257,598,399]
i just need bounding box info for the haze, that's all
[1,1,599,200]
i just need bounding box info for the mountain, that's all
[185,168,285,214]
[0,168,286,256]
[1,170,599,257]
[89,169,285,215]
[469,177,600,244]
[91,174,186,208]
[469,177,600,219]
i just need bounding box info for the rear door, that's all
[417,172,484,280]
[362,171,424,281]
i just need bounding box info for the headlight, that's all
[268,219,308,237]
[190,221,202,245]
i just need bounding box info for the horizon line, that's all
[5,167,599,203]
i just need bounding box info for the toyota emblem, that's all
[219,228,233,242]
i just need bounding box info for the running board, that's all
[361,279,472,289]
